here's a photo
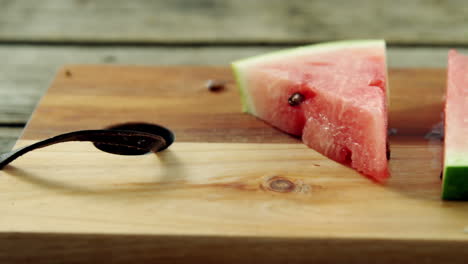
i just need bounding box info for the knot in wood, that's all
[265,176,295,193]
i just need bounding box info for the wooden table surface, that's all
[1,0,468,152]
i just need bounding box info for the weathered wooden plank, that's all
[0,45,464,124]
[0,127,23,152]
[0,0,467,45]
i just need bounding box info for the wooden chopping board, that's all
[1,65,467,264]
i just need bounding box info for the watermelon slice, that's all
[232,40,389,181]
[442,50,468,200]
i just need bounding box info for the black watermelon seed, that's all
[288,93,305,106]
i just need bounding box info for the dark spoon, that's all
[0,123,175,170]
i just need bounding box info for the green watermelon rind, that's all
[231,39,386,114]
[442,154,468,200]
[442,166,468,200]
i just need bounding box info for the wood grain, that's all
[1,65,464,263]
[1,0,467,45]
[1,138,465,263]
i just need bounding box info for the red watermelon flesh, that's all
[232,40,389,181]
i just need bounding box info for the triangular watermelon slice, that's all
[442,50,468,200]
[232,40,389,181]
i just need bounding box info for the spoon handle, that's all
[0,129,168,169]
